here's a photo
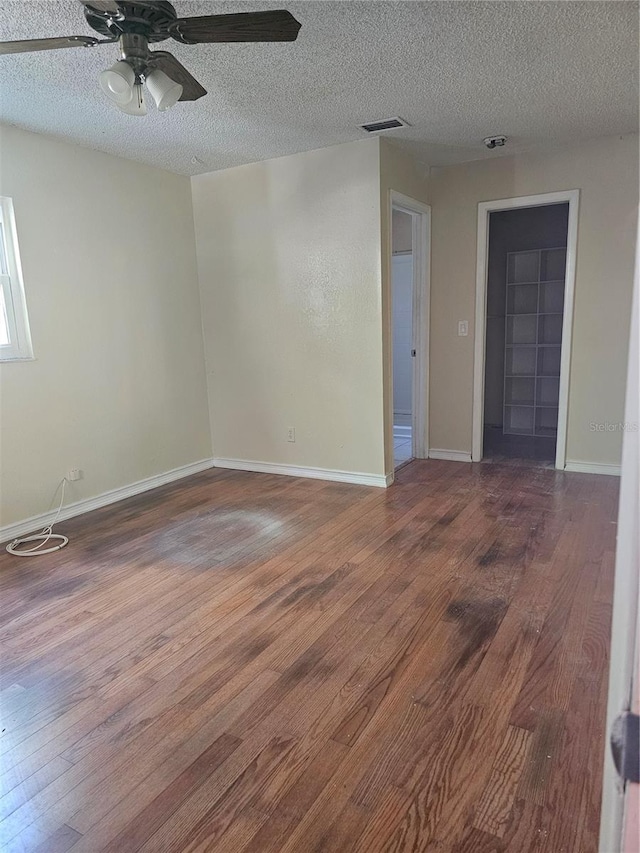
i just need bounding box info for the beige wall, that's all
[0,124,211,527]
[429,134,639,465]
[380,140,430,471]
[192,138,386,477]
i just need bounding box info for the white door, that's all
[599,216,639,852]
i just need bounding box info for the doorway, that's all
[473,190,580,469]
[392,210,414,467]
[389,195,430,472]
[484,203,569,464]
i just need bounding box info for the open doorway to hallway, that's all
[388,191,430,475]
[392,208,414,468]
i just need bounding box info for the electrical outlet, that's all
[287,427,296,443]
[458,320,469,337]
[67,469,83,482]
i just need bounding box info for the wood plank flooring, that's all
[0,460,619,852]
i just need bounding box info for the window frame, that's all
[0,196,33,362]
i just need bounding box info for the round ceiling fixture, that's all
[483,135,508,150]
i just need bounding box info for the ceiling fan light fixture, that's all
[1,4,302,117]
[99,59,135,104]
[115,82,147,116]
[146,68,183,111]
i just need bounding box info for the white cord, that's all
[6,479,70,557]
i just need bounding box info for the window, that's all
[0,196,32,361]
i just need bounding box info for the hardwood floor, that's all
[0,460,619,852]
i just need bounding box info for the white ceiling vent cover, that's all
[360,117,410,133]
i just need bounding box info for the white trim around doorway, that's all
[389,191,431,469]
[472,189,580,470]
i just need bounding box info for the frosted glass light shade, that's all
[99,61,135,105]
[146,68,183,111]
[116,83,147,116]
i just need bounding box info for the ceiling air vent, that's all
[360,117,410,133]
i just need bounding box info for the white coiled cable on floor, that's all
[6,479,69,557]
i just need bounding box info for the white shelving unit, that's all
[503,247,566,437]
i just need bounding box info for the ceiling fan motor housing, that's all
[84,1,177,43]
[118,32,150,77]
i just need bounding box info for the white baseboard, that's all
[213,458,389,488]
[564,461,621,476]
[428,449,473,463]
[1,458,215,543]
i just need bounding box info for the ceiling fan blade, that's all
[170,10,301,44]
[0,35,100,55]
[148,51,207,102]
[79,0,120,13]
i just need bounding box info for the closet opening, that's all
[481,202,571,466]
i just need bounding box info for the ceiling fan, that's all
[0,1,301,114]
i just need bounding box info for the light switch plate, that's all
[458,320,469,337]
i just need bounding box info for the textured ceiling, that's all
[0,1,638,176]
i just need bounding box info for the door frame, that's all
[472,189,580,469]
[389,191,431,466]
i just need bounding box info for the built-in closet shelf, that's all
[503,247,566,438]
[504,403,560,409]
[505,280,565,288]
